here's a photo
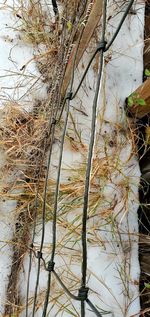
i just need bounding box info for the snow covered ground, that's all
[0,0,48,313]
[0,0,145,316]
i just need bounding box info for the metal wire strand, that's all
[42,268,52,317]
[71,48,100,100]
[31,118,57,317]
[26,141,48,317]
[86,299,103,317]
[81,301,85,317]
[25,247,32,317]
[105,0,134,51]
[81,0,107,290]
[32,256,41,317]
[65,0,134,101]
[41,100,71,317]
[53,270,81,301]
[30,5,90,317]
[42,18,86,317]
[52,0,58,16]
[28,0,136,315]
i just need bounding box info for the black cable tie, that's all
[46,261,55,272]
[52,118,57,125]
[66,91,73,100]
[36,251,43,259]
[78,287,89,301]
[97,40,107,51]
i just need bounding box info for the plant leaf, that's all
[137,98,146,106]
[144,283,150,289]
[128,96,134,107]
[67,20,72,31]
[145,69,150,77]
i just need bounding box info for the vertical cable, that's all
[81,0,107,290]
[31,118,56,317]
[42,23,86,317]
[52,0,58,16]
[26,0,135,316]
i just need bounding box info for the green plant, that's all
[67,20,72,31]
[127,92,146,107]
[145,69,150,77]
[144,283,150,289]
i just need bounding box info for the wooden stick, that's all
[61,0,103,96]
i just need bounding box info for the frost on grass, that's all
[0,0,145,316]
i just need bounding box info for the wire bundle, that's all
[26,1,134,316]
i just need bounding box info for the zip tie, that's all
[97,40,107,52]
[52,118,57,125]
[46,261,55,272]
[36,251,43,259]
[66,91,73,100]
[78,287,89,301]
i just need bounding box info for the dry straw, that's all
[0,0,148,315]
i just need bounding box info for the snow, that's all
[0,0,145,316]
[0,0,47,313]
[0,3,47,108]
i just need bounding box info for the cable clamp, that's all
[97,40,107,51]
[47,261,55,272]
[66,91,73,100]
[36,251,43,259]
[78,287,89,301]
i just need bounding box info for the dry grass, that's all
[13,0,56,45]
[0,102,48,163]
[0,1,91,314]
[0,0,149,316]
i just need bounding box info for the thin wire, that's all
[41,100,71,317]
[64,0,134,102]
[53,270,81,301]
[86,299,103,317]
[32,256,41,316]
[42,268,52,317]
[105,0,134,51]
[42,1,107,316]
[81,301,85,317]
[25,246,32,317]
[51,102,70,261]
[56,95,67,123]
[31,117,57,317]
[51,0,58,15]
[71,49,99,100]
[26,223,36,317]
[28,0,136,315]
[30,6,88,317]
[42,22,86,317]
[81,0,107,289]
[26,140,48,317]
